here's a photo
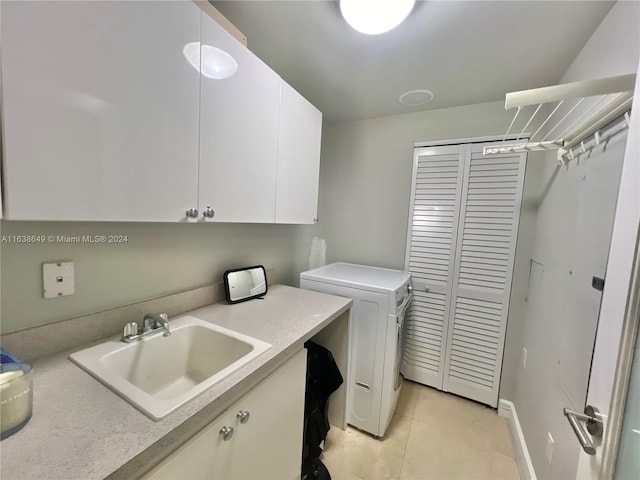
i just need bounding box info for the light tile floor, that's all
[321,380,520,480]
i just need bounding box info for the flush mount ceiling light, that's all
[183,42,238,80]
[340,0,416,35]
[399,89,434,106]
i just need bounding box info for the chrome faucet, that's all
[143,313,171,337]
[121,313,171,342]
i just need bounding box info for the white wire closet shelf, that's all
[484,73,636,164]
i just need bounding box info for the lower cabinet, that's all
[143,348,307,480]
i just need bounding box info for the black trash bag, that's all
[304,341,344,414]
[302,341,343,475]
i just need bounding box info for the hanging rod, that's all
[483,73,636,164]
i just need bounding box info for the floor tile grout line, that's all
[397,414,415,480]
[401,412,414,471]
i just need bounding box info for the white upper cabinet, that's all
[1,1,201,222]
[275,80,323,224]
[1,2,321,224]
[198,11,281,223]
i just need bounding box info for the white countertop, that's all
[0,285,351,480]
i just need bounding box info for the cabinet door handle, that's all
[185,208,198,218]
[219,425,234,441]
[203,206,215,218]
[237,410,250,424]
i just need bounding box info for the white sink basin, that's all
[70,316,271,420]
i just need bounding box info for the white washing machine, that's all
[300,262,412,437]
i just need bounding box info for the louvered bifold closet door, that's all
[443,144,526,407]
[402,145,466,388]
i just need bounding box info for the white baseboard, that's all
[498,399,537,480]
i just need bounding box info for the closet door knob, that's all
[203,206,215,218]
[237,410,250,424]
[185,208,198,218]
[219,426,234,441]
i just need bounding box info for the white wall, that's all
[499,149,546,402]
[507,2,640,478]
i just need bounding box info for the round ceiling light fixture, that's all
[340,0,416,35]
[183,42,238,80]
[399,89,434,106]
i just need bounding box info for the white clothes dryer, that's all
[300,262,412,437]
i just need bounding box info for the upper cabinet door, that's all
[275,80,322,224]
[198,12,280,223]
[1,1,201,221]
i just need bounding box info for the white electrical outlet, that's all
[43,261,75,299]
[546,432,555,465]
[522,347,528,369]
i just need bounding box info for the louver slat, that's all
[451,341,497,361]
[448,368,494,388]
[410,310,445,322]
[449,355,496,376]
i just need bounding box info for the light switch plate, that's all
[43,261,75,299]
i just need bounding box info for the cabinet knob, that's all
[237,410,250,424]
[219,425,234,441]
[203,206,215,218]
[185,208,198,218]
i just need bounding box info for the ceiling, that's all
[211,1,615,123]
